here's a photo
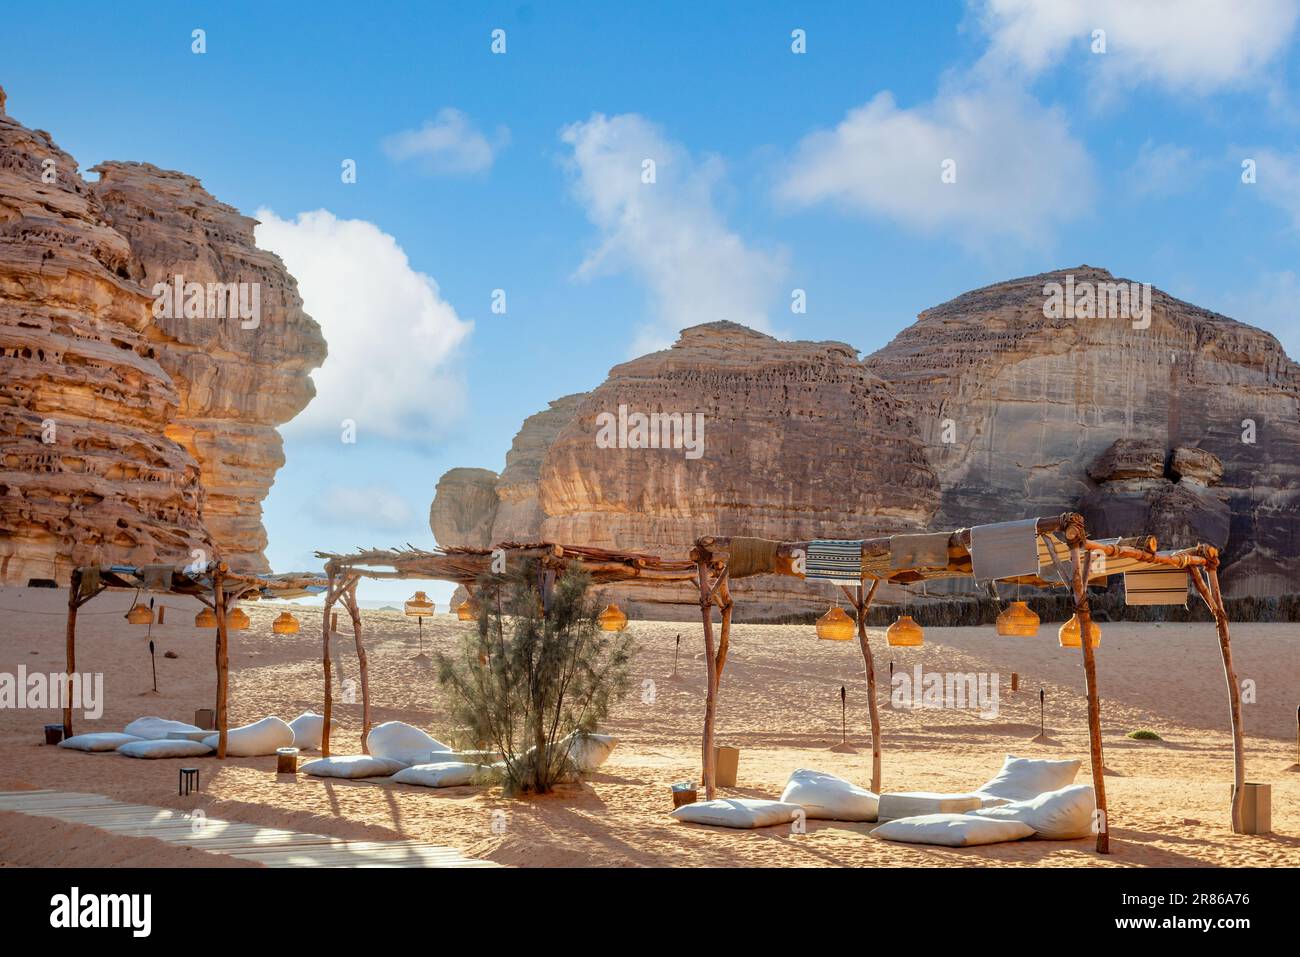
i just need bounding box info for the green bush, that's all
[1126,729,1163,740]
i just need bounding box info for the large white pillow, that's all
[60,732,142,752]
[288,711,324,751]
[670,799,802,829]
[872,813,1034,847]
[200,716,294,757]
[780,769,878,821]
[976,755,1082,802]
[117,739,213,759]
[877,791,988,821]
[366,722,451,766]
[123,716,203,740]
[973,784,1096,839]
[391,762,483,788]
[300,755,406,779]
[564,732,618,771]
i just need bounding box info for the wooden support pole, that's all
[213,567,229,760]
[343,577,371,754]
[855,578,882,794]
[63,569,81,739]
[321,567,339,758]
[1067,535,1109,854]
[1190,565,1246,833]
[696,558,719,800]
[715,576,733,680]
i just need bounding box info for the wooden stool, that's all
[44,724,64,746]
[179,767,199,796]
[276,747,299,774]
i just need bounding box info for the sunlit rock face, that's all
[863,267,1300,597]
[89,161,326,574]
[0,91,210,583]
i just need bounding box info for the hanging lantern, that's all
[126,602,153,625]
[272,611,300,635]
[816,605,856,641]
[598,603,628,632]
[405,590,435,617]
[886,614,924,647]
[194,607,217,628]
[1058,614,1100,648]
[996,601,1041,637]
[456,597,478,621]
[227,606,250,631]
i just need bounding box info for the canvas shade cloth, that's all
[1124,568,1190,606]
[970,519,1041,581]
[805,540,864,583]
[727,537,782,578]
[889,532,951,571]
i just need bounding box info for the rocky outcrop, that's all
[864,266,1300,597]
[429,467,499,548]
[493,393,586,542]
[0,90,210,583]
[89,162,326,573]
[1080,439,1231,554]
[0,90,324,583]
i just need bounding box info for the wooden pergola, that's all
[62,562,328,757]
[312,542,699,757]
[690,511,1245,852]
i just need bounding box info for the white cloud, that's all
[1220,270,1300,360]
[1246,147,1300,230]
[776,85,1094,244]
[560,112,788,347]
[254,209,472,442]
[319,485,414,530]
[1125,140,1207,197]
[973,0,1300,95]
[382,108,508,174]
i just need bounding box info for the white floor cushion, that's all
[123,716,203,740]
[877,791,985,821]
[391,762,483,788]
[973,784,1096,839]
[288,711,324,751]
[117,739,213,759]
[201,716,294,757]
[670,798,802,829]
[872,813,1034,847]
[564,732,618,771]
[781,769,878,821]
[60,732,142,752]
[366,721,452,766]
[300,755,406,779]
[976,754,1081,802]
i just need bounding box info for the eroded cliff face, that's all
[0,93,210,582]
[89,162,326,574]
[864,266,1300,596]
[0,90,324,582]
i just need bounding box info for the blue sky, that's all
[5,1,1299,603]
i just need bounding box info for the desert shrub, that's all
[435,562,633,795]
[1126,729,1163,740]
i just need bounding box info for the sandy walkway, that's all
[1,586,1296,867]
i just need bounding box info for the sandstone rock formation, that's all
[0,89,324,583]
[864,266,1300,597]
[429,467,500,548]
[0,90,210,582]
[493,393,587,542]
[90,162,326,573]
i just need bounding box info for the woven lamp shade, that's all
[886,614,924,647]
[227,607,250,631]
[456,598,478,621]
[597,603,628,632]
[1058,614,1100,648]
[126,602,153,625]
[996,601,1041,637]
[272,611,300,635]
[816,605,856,641]
[405,591,434,617]
[194,607,217,628]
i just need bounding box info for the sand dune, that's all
[0,586,1295,867]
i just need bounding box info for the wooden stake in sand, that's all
[148,639,157,693]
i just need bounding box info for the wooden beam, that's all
[1190,564,1246,833]
[1068,538,1109,853]
[63,569,81,739]
[321,567,340,758]
[696,558,719,800]
[342,576,371,754]
[213,566,229,760]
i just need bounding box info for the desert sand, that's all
[0,585,1296,867]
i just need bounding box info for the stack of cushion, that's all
[201,716,295,757]
[59,732,143,752]
[780,769,878,822]
[366,721,452,766]
[299,755,407,779]
[118,739,213,759]
[671,798,803,829]
[391,762,483,788]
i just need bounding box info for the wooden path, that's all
[0,789,499,868]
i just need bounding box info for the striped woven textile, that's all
[1125,568,1190,606]
[805,540,864,582]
